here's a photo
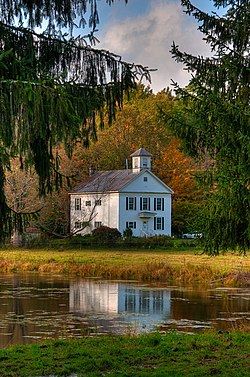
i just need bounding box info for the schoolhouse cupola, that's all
[130,148,152,173]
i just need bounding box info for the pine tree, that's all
[0,0,150,240]
[170,0,250,254]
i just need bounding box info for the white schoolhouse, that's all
[69,148,173,237]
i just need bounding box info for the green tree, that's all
[0,0,150,240]
[170,0,250,253]
[71,85,204,235]
[77,86,174,171]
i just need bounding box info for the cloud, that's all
[97,1,211,93]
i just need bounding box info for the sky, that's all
[82,0,225,93]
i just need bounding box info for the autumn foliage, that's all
[6,85,205,238]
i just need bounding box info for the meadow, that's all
[0,332,249,376]
[0,247,249,286]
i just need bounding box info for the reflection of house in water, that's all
[70,280,171,331]
[70,280,119,314]
[120,286,170,317]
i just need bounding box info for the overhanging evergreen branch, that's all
[0,20,152,87]
[0,0,150,242]
[0,0,125,33]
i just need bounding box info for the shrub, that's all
[121,235,174,249]
[123,228,133,238]
[92,226,122,244]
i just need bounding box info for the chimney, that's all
[125,158,128,170]
[89,166,94,176]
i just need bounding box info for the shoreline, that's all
[0,248,249,287]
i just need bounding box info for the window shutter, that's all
[126,197,128,210]
[154,198,156,211]
[162,217,164,230]
[140,197,142,211]
[126,221,128,228]
[134,197,137,211]
[148,197,151,211]
[162,198,164,211]
[154,217,156,231]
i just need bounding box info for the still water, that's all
[0,273,249,348]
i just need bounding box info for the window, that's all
[154,217,165,230]
[75,222,82,229]
[144,177,148,182]
[126,197,136,210]
[74,221,89,229]
[126,221,136,229]
[94,221,102,228]
[95,199,102,206]
[142,158,148,168]
[154,198,164,211]
[75,198,81,211]
[143,198,149,210]
[140,197,150,211]
[85,200,91,206]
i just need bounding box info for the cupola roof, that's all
[130,148,152,157]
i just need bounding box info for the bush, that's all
[92,226,122,244]
[121,235,174,249]
[123,228,133,238]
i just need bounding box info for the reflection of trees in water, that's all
[0,275,70,348]
[3,276,29,348]
[171,289,250,322]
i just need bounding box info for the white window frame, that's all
[75,198,81,211]
[154,198,164,211]
[154,217,164,230]
[126,221,136,229]
[142,157,148,168]
[75,221,82,229]
[126,197,136,211]
[94,221,102,228]
[74,221,89,229]
[140,197,150,211]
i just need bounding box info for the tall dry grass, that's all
[0,248,249,286]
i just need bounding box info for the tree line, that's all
[1,0,249,254]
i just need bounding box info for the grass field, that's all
[0,332,249,376]
[0,247,249,286]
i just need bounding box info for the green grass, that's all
[0,248,249,286]
[0,332,249,376]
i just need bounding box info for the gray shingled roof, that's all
[130,148,152,157]
[71,169,139,193]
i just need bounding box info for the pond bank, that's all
[0,249,249,286]
[1,332,249,376]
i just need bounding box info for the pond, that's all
[0,273,249,348]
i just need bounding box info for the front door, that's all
[143,221,148,236]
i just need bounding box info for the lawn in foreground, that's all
[0,332,249,377]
